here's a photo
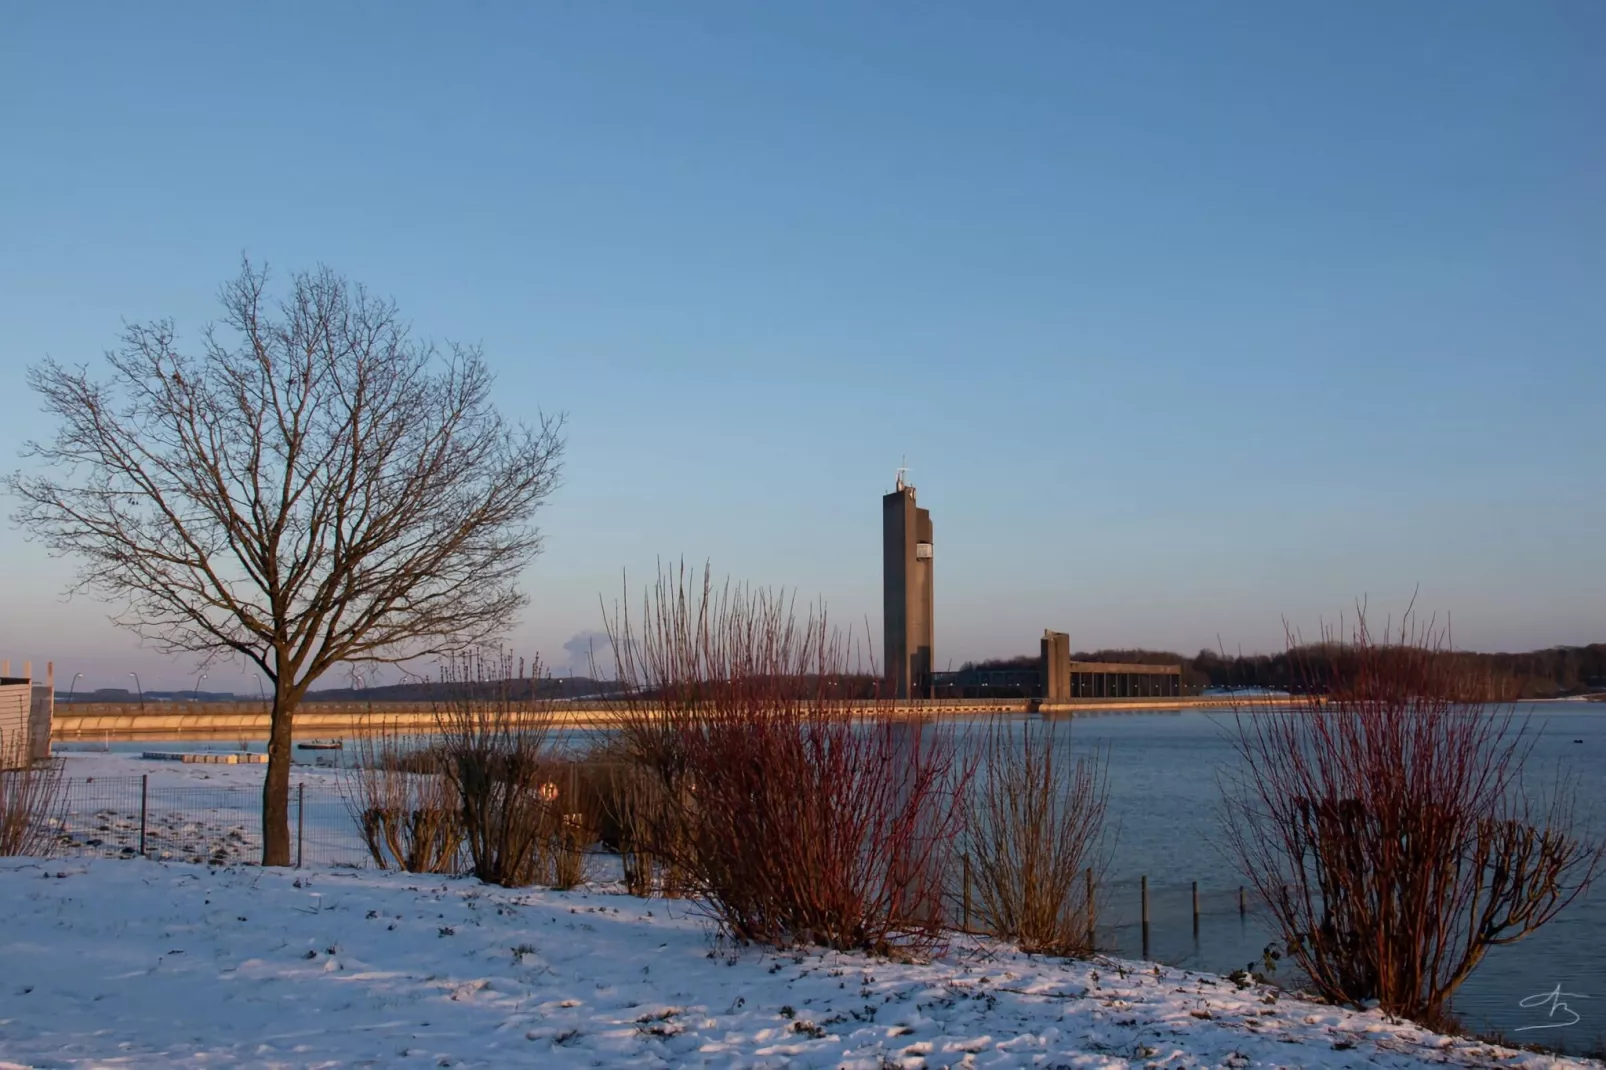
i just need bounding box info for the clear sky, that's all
[3,3,1603,691]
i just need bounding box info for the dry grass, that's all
[966,715,1110,956]
[0,731,65,857]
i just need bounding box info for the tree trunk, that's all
[262,682,296,866]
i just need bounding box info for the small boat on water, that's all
[296,739,343,751]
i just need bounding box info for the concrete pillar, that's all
[30,663,54,761]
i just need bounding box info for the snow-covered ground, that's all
[4,867,1598,1067]
[2,752,1597,1068]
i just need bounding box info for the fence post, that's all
[1140,875,1150,959]
[139,774,148,856]
[1085,866,1095,949]
[961,854,971,931]
[296,781,305,869]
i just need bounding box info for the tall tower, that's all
[882,471,934,699]
[1039,630,1070,702]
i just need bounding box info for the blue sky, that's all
[3,3,1603,690]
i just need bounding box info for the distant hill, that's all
[56,678,627,704]
[302,677,627,703]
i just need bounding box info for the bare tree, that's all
[6,262,564,864]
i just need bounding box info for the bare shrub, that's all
[1222,607,1602,1022]
[606,563,971,954]
[0,731,64,857]
[966,715,1109,956]
[593,757,664,897]
[580,734,686,898]
[551,806,589,891]
[435,649,564,887]
[340,716,462,873]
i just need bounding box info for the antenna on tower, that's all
[895,456,909,491]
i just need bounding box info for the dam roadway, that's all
[50,696,1310,743]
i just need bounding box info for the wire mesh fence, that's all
[43,773,1279,971]
[50,775,371,868]
[1090,875,1277,968]
[943,857,1276,968]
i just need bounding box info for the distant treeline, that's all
[959,644,1606,698]
[305,677,629,702]
[65,644,1606,704]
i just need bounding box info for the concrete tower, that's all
[882,471,934,699]
[1039,630,1070,702]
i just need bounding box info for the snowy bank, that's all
[0,858,1594,1069]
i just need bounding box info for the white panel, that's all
[0,685,30,766]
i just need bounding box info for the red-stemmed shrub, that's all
[606,563,971,955]
[1222,606,1601,1022]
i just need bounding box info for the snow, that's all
[1,753,1596,1069]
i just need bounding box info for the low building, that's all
[0,660,54,767]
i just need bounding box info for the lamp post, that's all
[67,672,83,702]
[192,673,208,702]
[129,671,144,714]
